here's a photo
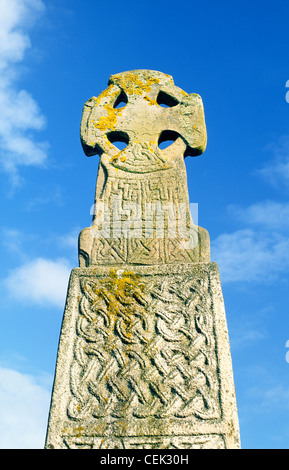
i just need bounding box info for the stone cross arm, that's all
[80,70,207,162]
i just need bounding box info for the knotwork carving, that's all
[67,270,221,422]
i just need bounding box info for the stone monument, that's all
[45,70,240,449]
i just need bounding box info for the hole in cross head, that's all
[113,90,128,109]
[156,91,179,108]
[158,130,180,149]
[184,147,203,157]
[107,131,129,150]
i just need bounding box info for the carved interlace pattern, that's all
[62,434,226,449]
[67,272,221,421]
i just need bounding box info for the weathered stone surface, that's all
[45,70,240,449]
[45,264,240,449]
[78,70,209,267]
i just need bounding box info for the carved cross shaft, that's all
[79,70,209,267]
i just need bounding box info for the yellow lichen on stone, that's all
[113,72,160,96]
[144,95,157,106]
[75,426,84,438]
[109,150,122,162]
[92,85,119,106]
[93,104,122,132]
[90,270,147,336]
[147,140,157,150]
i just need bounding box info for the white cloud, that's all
[57,229,79,249]
[212,229,289,283]
[0,366,51,449]
[228,200,289,230]
[0,0,45,72]
[258,135,289,189]
[213,189,289,283]
[1,228,25,257]
[230,322,266,349]
[0,0,48,186]
[244,366,289,415]
[25,185,64,211]
[4,257,71,308]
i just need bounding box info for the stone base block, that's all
[45,263,240,449]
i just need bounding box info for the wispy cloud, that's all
[228,200,289,230]
[0,366,51,448]
[212,229,289,283]
[25,186,64,211]
[243,366,289,415]
[212,158,289,283]
[3,257,71,308]
[57,228,79,250]
[258,135,289,189]
[230,320,267,350]
[1,227,26,259]
[0,0,48,187]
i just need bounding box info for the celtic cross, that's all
[79,70,210,266]
[45,70,241,450]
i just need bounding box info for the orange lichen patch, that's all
[144,95,157,106]
[75,426,84,438]
[147,140,157,149]
[109,150,122,162]
[109,147,128,164]
[98,270,145,309]
[93,104,122,132]
[87,270,149,344]
[92,85,119,106]
[113,72,160,96]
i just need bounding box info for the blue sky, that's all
[0,0,289,449]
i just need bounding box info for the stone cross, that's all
[45,70,240,450]
[79,70,209,267]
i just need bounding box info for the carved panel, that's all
[66,270,221,423]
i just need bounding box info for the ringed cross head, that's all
[80,69,207,171]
